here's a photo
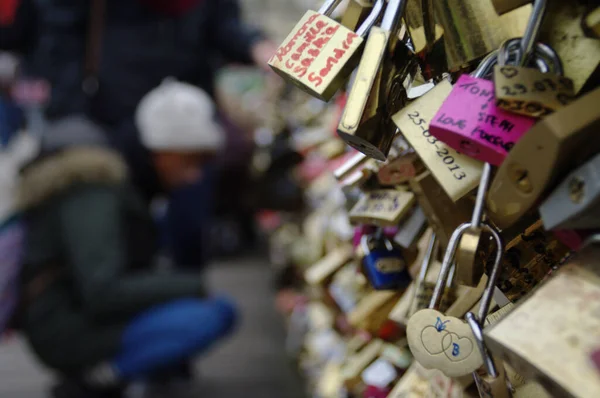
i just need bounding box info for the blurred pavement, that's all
[0,256,305,398]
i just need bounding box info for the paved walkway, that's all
[0,256,305,398]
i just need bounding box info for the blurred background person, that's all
[0,0,277,269]
[17,82,239,398]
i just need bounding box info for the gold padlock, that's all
[408,171,472,251]
[493,220,570,303]
[337,0,419,161]
[340,0,374,31]
[433,0,531,71]
[583,6,600,39]
[485,236,600,398]
[349,189,416,227]
[392,80,485,202]
[487,87,600,229]
[493,1,600,93]
[268,0,385,101]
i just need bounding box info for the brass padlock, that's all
[583,6,600,39]
[408,171,473,251]
[393,80,485,202]
[494,1,600,93]
[341,0,374,31]
[268,0,385,101]
[485,236,600,398]
[433,0,531,71]
[486,87,600,229]
[337,0,419,161]
[349,189,416,227]
[493,220,570,303]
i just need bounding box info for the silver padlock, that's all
[539,153,600,230]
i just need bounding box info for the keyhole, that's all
[509,164,533,194]
[569,177,585,203]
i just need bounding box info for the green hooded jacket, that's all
[17,147,205,374]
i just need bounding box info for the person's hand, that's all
[251,40,278,72]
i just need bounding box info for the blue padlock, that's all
[361,233,411,290]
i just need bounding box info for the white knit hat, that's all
[135,79,225,152]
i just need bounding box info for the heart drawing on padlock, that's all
[407,309,483,377]
[498,66,519,79]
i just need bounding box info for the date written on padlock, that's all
[349,189,415,226]
[494,65,576,118]
[429,75,536,166]
[393,80,484,201]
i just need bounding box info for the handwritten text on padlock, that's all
[429,75,535,166]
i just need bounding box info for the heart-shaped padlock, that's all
[361,233,411,290]
[407,309,482,377]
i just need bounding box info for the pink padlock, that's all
[429,74,536,166]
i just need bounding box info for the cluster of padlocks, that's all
[265,0,600,397]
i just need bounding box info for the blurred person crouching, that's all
[17,82,237,398]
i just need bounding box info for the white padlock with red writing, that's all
[268,0,384,102]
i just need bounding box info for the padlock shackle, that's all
[318,0,345,16]
[519,0,547,66]
[471,163,493,228]
[429,222,504,313]
[499,38,563,75]
[361,230,396,253]
[381,0,409,32]
[417,232,437,284]
[472,51,499,79]
[356,0,385,37]
[466,312,499,378]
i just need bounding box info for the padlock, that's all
[406,219,505,378]
[268,0,385,101]
[408,171,473,250]
[583,6,600,39]
[393,81,485,202]
[404,0,447,80]
[492,219,570,302]
[455,162,494,288]
[539,153,600,230]
[349,292,401,333]
[304,244,355,286]
[409,232,440,316]
[466,314,513,398]
[433,0,531,71]
[361,233,411,290]
[485,235,600,398]
[538,2,600,94]
[334,151,369,181]
[377,148,425,186]
[337,0,419,161]
[429,50,536,166]
[486,86,600,229]
[393,206,427,249]
[349,189,416,227]
[493,3,578,119]
[340,0,375,31]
